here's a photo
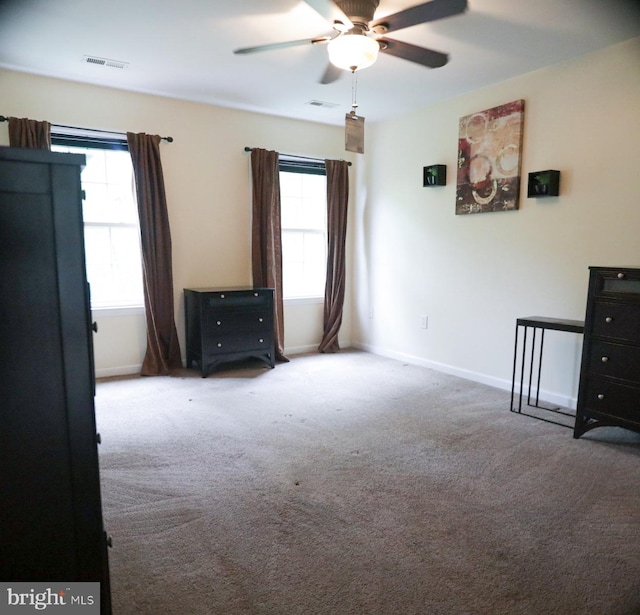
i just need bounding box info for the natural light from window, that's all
[280,170,327,300]
[52,144,144,309]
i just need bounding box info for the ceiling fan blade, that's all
[378,38,448,68]
[304,0,353,30]
[234,36,331,55]
[319,63,343,84]
[371,0,467,34]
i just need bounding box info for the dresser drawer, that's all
[591,301,640,343]
[205,290,269,308]
[584,378,640,425]
[593,268,640,298]
[205,332,273,355]
[588,340,640,385]
[204,310,271,336]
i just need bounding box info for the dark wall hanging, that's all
[527,170,560,197]
[423,165,446,186]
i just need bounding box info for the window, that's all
[52,133,144,310]
[279,160,327,300]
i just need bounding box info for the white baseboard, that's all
[95,364,142,379]
[96,346,334,378]
[284,339,353,356]
[96,347,331,377]
[285,344,319,355]
[352,342,577,410]
[94,343,576,410]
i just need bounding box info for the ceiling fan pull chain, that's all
[350,69,359,115]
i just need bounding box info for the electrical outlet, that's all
[420,315,428,329]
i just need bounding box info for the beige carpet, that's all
[95,350,640,615]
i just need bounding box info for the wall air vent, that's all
[82,55,129,70]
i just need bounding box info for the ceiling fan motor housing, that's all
[234,0,465,80]
[335,0,380,27]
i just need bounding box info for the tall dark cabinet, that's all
[0,146,111,612]
[574,266,640,438]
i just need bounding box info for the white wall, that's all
[353,37,640,407]
[0,70,355,376]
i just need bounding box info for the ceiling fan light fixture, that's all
[327,33,379,71]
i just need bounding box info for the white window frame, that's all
[279,158,328,302]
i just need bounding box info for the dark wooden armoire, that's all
[574,266,640,438]
[0,146,111,612]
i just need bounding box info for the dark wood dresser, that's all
[0,147,111,612]
[574,266,640,438]
[184,287,275,376]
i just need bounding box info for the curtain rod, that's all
[244,146,351,166]
[0,115,173,142]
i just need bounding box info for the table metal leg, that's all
[536,329,545,407]
[510,320,576,427]
[510,323,520,412]
[519,326,529,413]
[527,327,536,406]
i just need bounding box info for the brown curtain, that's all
[127,132,182,376]
[8,117,51,149]
[250,148,288,362]
[319,159,349,353]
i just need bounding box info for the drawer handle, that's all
[220,294,225,299]
[617,273,625,279]
[217,342,222,347]
[605,317,613,323]
[217,320,221,326]
[259,338,264,343]
[258,317,264,322]
[597,394,605,400]
[254,292,259,297]
[601,356,609,363]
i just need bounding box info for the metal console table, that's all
[510,316,584,428]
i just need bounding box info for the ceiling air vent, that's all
[306,100,339,109]
[82,55,129,70]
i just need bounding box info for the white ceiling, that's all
[0,0,639,126]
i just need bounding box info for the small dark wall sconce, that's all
[423,164,446,187]
[527,170,560,197]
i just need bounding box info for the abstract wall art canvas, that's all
[456,100,525,215]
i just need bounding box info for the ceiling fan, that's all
[234,0,468,84]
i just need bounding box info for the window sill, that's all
[92,305,145,318]
[284,296,324,305]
